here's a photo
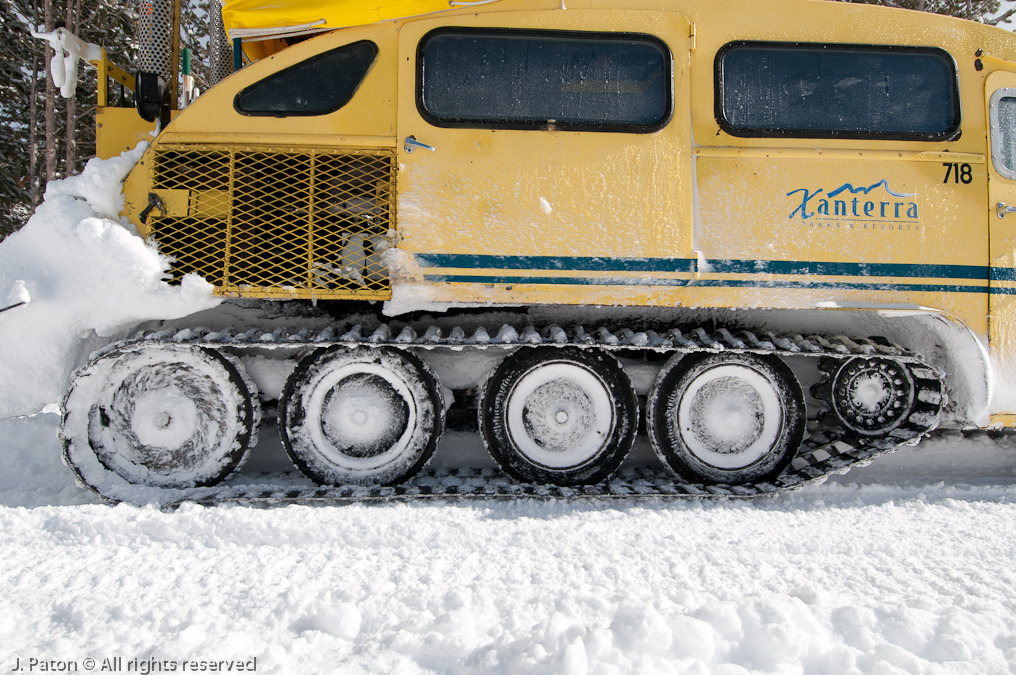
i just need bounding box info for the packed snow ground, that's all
[2,413,1016,674]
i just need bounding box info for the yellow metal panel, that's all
[96,108,158,159]
[163,22,400,141]
[151,189,190,217]
[986,70,1016,417]
[989,413,1016,427]
[396,9,693,263]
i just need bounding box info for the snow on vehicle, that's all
[47,0,1016,504]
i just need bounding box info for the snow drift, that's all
[0,146,220,418]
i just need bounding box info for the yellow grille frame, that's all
[148,145,396,300]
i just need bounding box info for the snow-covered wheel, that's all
[479,346,638,486]
[648,352,806,485]
[279,346,444,486]
[829,357,915,436]
[61,343,260,491]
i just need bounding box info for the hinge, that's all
[689,23,697,51]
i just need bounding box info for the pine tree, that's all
[0,0,40,239]
[840,0,1016,23]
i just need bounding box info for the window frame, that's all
[989,87,1016,180]
[415,27,674,133]
[714,41,962,142]
[234,40,379,117]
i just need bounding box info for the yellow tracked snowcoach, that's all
[58,0,1016,503]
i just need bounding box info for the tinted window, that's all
[717,43,960,140]
[419,29,672,132]
[236,41,378,116]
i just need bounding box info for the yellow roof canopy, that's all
[221,0,479,41]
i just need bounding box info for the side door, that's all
[395,9,692,302]
[986,70,1016,419]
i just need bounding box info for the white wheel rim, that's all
[675,365,783,470]
[506,362,614,469]
[130,387,200,449]
[306,363,418,471]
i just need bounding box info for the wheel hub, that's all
[674,364,783,471]
[831,358,914,435]
[320,372,410,459]
[521,379,597,454]
[507,362,615,469]
[688,376,765,455]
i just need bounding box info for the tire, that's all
[279,346,444,486]
[62,343,260,490]
[647,352,805,485]
[479,346,638,486]
[826,357,915,436]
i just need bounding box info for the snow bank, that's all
[0,146,220,418]
[2,415,1015,673]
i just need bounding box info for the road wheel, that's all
[827,357,915,436]
[479,346,638,486]
[62,343,260,490]
[648,352,805,485]
[279,346,444,486]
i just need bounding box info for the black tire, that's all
[479,346,638,486]
[62,344,260,490]
[279,346,444,486]
[647,352,805,485]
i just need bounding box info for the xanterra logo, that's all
[787,180,920,231]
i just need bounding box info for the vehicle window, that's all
[235,40,378,116]
[991,89,1016,179]
[716,43,960,140]
[418,29,672,132]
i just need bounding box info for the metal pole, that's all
[168,0,181,108]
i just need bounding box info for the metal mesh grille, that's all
[138,0,174,79]
[149,146,396,300]
[208,2,232,86]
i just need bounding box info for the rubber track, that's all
[76,323,945,507]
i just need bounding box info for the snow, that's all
[0,147,221,418]
[31,28,103,99]
[2,413,1016,673]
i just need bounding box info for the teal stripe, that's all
[415,253,990,280]
[422,273,996,294]
[992,267,1016,282]
[415,254,696,273]
[709,259,986,280]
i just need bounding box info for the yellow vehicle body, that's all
[100,0,1016,427]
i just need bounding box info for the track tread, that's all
[71,323,945,507]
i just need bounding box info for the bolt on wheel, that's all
[279,346,444,486]
[829,357,915,436]
[479,346,638,486]
[61,343,260,491]
[648,352,805,485]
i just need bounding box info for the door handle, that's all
[404,136,435,153]
[999,202,1016,218]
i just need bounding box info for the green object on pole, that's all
[182,47,192,76]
